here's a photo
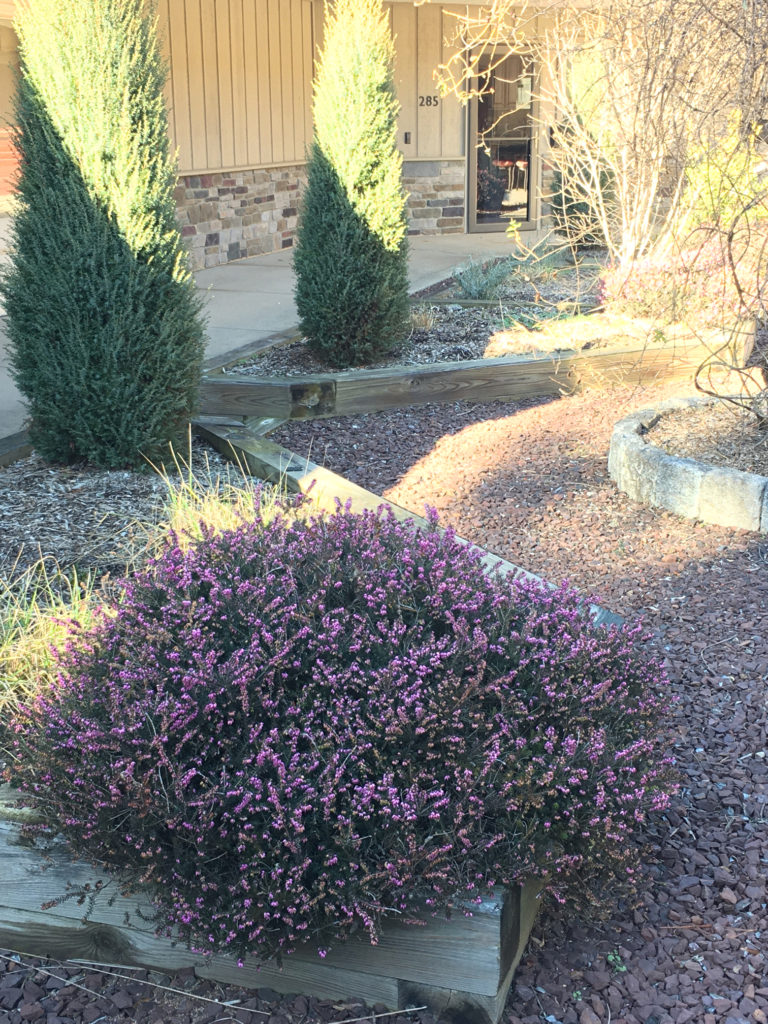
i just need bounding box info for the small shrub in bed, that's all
[7,502,673,962]
[293,0,409,368]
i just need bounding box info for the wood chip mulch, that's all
[649,401,768,477]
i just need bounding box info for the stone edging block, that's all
[608,397,768,532]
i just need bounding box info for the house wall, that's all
[0,21,18,209]
[0,1,543,265]
[163,0,470,267]
[156,0,318,268]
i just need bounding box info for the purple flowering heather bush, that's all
[7,502,673,961]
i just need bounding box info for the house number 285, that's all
[419,95,439,107]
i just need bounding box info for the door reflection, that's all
[475,54,533,225]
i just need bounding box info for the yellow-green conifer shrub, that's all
[2,0,204,468]
[294,0,409,368]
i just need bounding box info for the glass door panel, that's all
[469,53,535,231]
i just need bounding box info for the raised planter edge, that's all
[608,396,768,532]
[198,324,752,421]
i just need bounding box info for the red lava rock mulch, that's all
[0,954,438,1024]
[272,380,768,1024]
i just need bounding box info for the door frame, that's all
[466,53,540,234]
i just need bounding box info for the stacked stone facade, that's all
[175,158,469,269]
[175,164,306,271]
[402,159,465,235]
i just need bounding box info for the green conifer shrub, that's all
[2,0,205,469]
[294,0,409,368]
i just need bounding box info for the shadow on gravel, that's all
[269,394,560,497]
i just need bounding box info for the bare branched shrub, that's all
[421,0,768,417]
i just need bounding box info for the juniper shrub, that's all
[8,502,673,961]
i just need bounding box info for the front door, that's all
[468,53,537,233]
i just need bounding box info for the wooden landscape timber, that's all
[0,795,541,1024]
[0,429,32,469]
[409,296,597,310]
[193,417,623,630]
[198,326,753,422]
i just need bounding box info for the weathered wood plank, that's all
[191,422,622,629]
[0,812,538,1023]
[196,956,401,1007]
[198,377,294,418]
[198,340,715,422]
[0,429,32,469]
[332,341,715,416]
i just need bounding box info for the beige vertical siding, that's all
[440,5,465,153]
[0,0,466,176]
[391,3,417,158]
[386,2,464,160]
[162,0,317,175]
[160,0,465,174]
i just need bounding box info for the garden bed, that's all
[2,381,768,1024]
[0,800,540,1024]
[609,397,768,531]
[264,380,768,1024]
[199,247,756,423]
[199,323,748,422]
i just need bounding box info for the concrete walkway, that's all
[0,229,518,449]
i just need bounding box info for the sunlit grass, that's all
[0,559,98,727]
[145,444,288,553]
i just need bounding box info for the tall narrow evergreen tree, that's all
[294,0,409,368]
[2,0,205,468]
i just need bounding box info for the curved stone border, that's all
[608,396,768,532]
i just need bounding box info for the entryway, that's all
[467,53,537,233]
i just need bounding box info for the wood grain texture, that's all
[390,2,417,157]
[229,0,249,169]
[214,0,234,168]
[198,341,715,423]
[184,0,208,171]
[0,810,536,1021]
[200,0,222,169]
[243,0,260,166]
[279,0,295,164]
[165,0,193,169]
[198,376,294,418]
[268,0,284,164]
[255,0,273,165]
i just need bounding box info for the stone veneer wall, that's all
[402,159,465,235]
[175,164,306,271]
[175,158,468,270]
